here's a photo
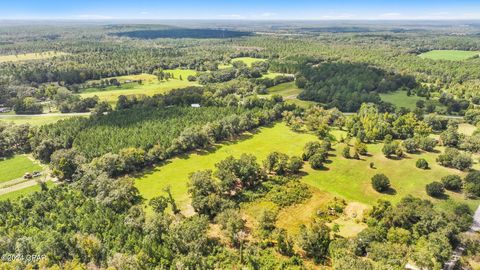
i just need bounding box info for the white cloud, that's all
[72,14,114,20]
[217,14,246,19]
[379,12,401,18]
[259,12,276,17]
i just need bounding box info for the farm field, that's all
[0,181,54,201]
[135,122,480,219]
[80,73,198,104]
[419,50,480,61]
[0,155,42,183]
[0,114,86,126]
[0,51,67,62]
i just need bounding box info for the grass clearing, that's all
[458,123,477,136]
[0,155,42,183]
[262,72,292,79]
[0,114,85,126]
[231,57,266,67]
[80,76,198,104]
[266,82,301,98]
[0,51,67,62]
[134,123,317,214]
[135,122,479,218]
[380,91,425,110]
[263,82,317,108]
[301,140,479,211]
[419,50,480,61]
[0,181,54,201]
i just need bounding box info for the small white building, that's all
[191,104,201,108]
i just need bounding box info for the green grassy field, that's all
[219,57,266,69]
[458,123,477,136]
[263,82,316,108]
[0,155,42,183]
[232,57,266,67]
[301,139,478,211]
[0,181,54,201]
[380,91,446,111]
[134,123,317,214]
[266,82,301,97]
[379,91,426,110]
[0,114,85,126]
[135,122,479,220]
[80,73,198,104]
[0,51,67,62]
[419,50,480,61]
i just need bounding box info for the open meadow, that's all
[80,73,198,104]
[0,155,42,183]
[135,122,480,232]
[0,114,86,126]
[0,51,67,62]
[419,50,480,61]
[0,181,54,201]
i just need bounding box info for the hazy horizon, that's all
[1,0,480,21]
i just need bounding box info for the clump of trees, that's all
[297,62,417,112]
[426,182,445,197]
[302,140,331,170]
[416,158,429,169]
[437,147,472,171]
[371,173,391,193]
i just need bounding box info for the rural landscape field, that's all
[0,1,480,269]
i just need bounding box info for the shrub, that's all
[371,174,391,193]
[416,158,429,169]
[342,146,351,159]
[441,175,462,191]
[354,139,368,155]
[426,182,445,197]
[417,136,437,152]
[309,153,324,169]
[403,138,418,153]
[464,171,480,198]
[287,156,304,174]
[437,148,473,171]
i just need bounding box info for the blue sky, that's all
[1,0,480,20]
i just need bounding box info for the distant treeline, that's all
[113,29,253,39]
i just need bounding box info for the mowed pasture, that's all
[219,57,266,69]
[0,181,54,201]
[379,90,426,110]
[80,72,199,104]
[419,50,480,61]
[0,51,67,62]
[266,82,301,98]
[264,82,316,108]
[135,123,317,214]
[0,155,42,183]
[0,114,86,126]
[232,57,266,67]
[135,122,480,223]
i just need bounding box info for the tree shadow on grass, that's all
[382,187,397,195]
[432,193,449,200]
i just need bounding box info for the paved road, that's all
[443,205,480,270]
[472,205,480,232]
